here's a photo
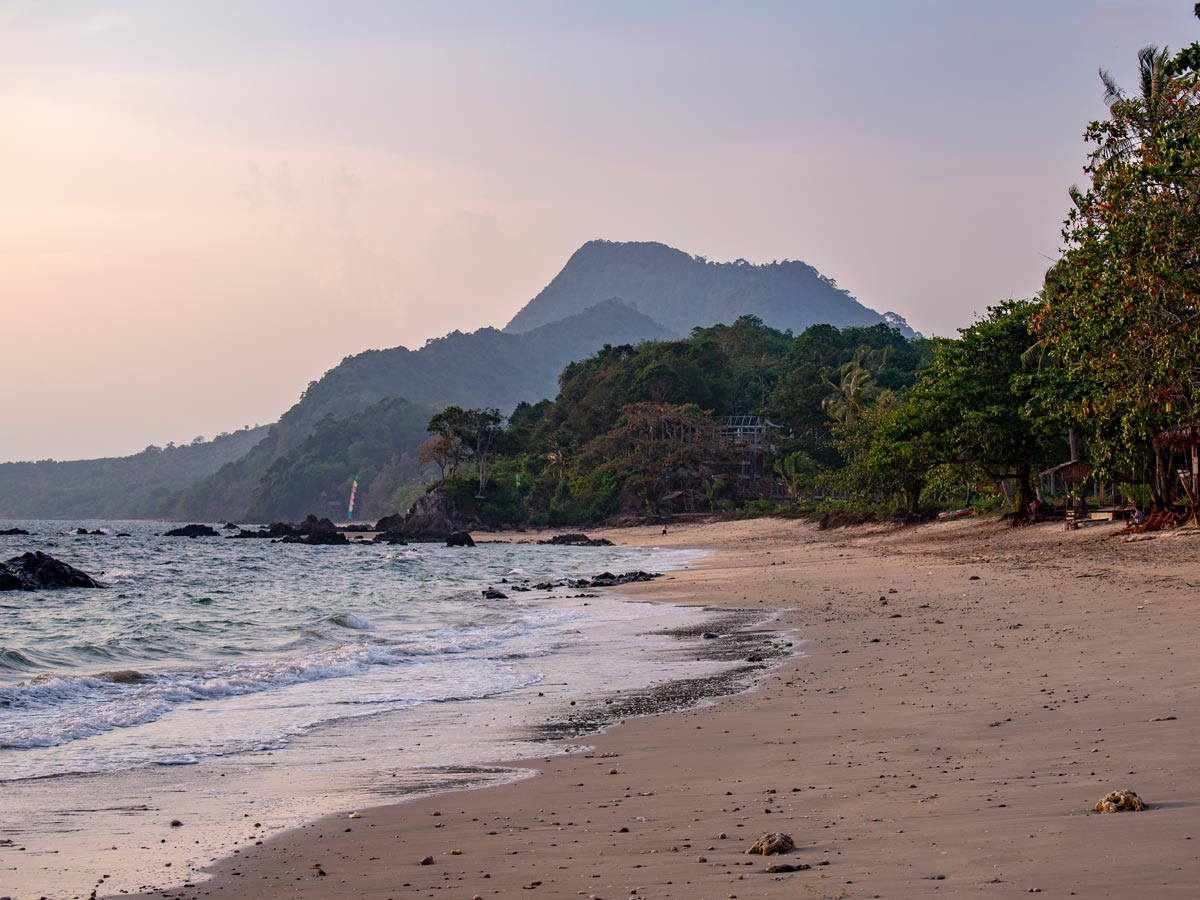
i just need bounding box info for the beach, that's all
[99,515,1198,900]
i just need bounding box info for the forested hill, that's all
[0,427,269,520]
[505,240,916,339]
[172,299,671,519]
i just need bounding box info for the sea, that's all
[0,521,770,899]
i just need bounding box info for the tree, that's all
[910,301,1059,521]
[427,406,504,497]
[417,433,466,483]
[1034,32,1200,506]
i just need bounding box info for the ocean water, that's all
[0,520,760,898]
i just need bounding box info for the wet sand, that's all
[113,516,1199,899]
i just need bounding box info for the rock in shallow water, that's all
[164,524,220,538]
[0,551,103,591]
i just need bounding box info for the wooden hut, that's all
[1153,420,1200,522]
[1040,460,1095,529]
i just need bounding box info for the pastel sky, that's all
[2,1,1197,462]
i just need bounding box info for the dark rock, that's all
[0,528,30,536]
[298,515,338,535]
[372,532,409,545]
[374,513,406,532]
[538,533,614,547]
[1,551,102,591]
[765,863,811,873]
[221,522,240,530]
[446,531,476,547]
[277,531,349,546]
[702,632,720,640]
[594,571,661,587]
[384,489,478,541]
[229,522,300,539]
[164,524,220,538]
[481,588,508,600]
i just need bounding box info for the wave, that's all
[327,613,374,630]
[0,608,581,751]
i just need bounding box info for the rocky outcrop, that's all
[377,489,477,542]
[277,531,349,546]
[446,531,476,547]
[746,833,795,856]
[538,533,614,547]
[164,524,221,538]
[373,513,406,533]
[372,532,408,545]
[74,528,105,535]
[229,517,337,540]
[481,587,507,599]
[298,515,338,535]
[1,551,102,591]
[1095,790,1146,813]
[0,527,30,536]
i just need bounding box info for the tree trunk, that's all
[1151,449,1170,511]
[906,479,924,519]
[1011,461,1035,526]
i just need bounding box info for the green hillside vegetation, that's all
[173,298,671,520]
[424,317,934,526]
[243,397,436,522]
[0,427,269,520]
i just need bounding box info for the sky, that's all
[2,0,1198,462]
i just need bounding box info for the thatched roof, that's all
[1153,420,1200,450]
[1040,459,1094,483]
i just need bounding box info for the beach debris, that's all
[348,812,361,819]
[419,855,434,865]
[696,855,708,863]
[1,551,103,591]
[1150,715,1178,722]
[702,632,720,639]
[1094,790,1146,813]
[746,832,795,855]
[169,819,182,827]
[766,862,811,873]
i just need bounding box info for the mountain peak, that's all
[505,239,908,337]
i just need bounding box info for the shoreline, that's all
[55,516,1200,897]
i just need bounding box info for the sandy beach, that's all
[110,515,1199,900]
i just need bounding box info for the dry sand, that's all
[124,516,1199,900]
